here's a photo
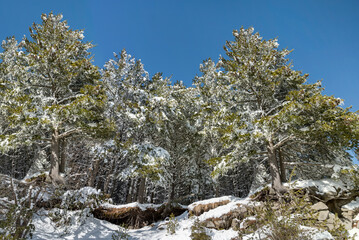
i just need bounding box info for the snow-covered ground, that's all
[30,194,339,240]
[28,178,359,239]
[31,209,238,240]
[32,210,119,240]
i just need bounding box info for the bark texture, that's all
[49,128,65,185]
[267,140,286,194]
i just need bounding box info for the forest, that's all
[1,12,359,239]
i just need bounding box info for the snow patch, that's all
[101,202,162,211]
[188,195,238,211]
[342,197,359,211]
[288,178,346,195]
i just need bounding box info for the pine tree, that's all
[102,50,171,201]
[196,27,359,193]
[0,13,105,184]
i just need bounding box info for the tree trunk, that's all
[49,128,65,185]
[168,182,175,203]
[88,158,100,187]
[137,177,146,203]
[150,189,154,203]
[104,159,116,193]
[162,181,175,218]
[59,139,66,173]
[131,178,138,202]
[126,179,134,203]
[215,183,220,197]
[267,141,286,194]
[278,148,286,183]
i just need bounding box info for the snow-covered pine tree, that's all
[102,50,214,204]
[149,82,214,203]
[0,13,106,184]
[193,59,237,195]
[102,50,172,202]
[196,27,359,193]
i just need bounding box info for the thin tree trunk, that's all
[126,179,134,203]
[88,158,100,187]
[104,159,116,193]
[215,183,220,197]
[267,140,286,194]
[130,178,138,203]
[150,188,154,203]
[59,139,66,173]
[278,148,286,183]
[49,128,65,185]
[137,177,146,203]
[168,182,175,203]
[162,181,175,218]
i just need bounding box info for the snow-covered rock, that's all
[290,178,348,201]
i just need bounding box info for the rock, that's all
[231,218,241,230]
[213,219,228,229]
[326,223,334,231]
[311,202,329,211]
[341,209,353,218]
[318,210,329,221]
[341,218,353,230]
[327,212,335,224]
[240,217,257,230]
[199,204,250,230]
[190,199,230,216]
[204,221,216,228]
[325,212,337,230]
[232,206,247,219]
[305,184,338,202]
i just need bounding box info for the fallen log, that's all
[93,202,187,229]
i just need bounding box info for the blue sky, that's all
[1,0,358,110]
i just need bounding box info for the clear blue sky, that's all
[1,0,358,110]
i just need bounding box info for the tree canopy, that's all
[1,14,358,201]
[195,27,359,192]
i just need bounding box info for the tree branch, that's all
[59,128,81,139]
[57,94,84,105]
[273,135,294,149]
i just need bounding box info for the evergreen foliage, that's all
[190,217,211,240]
[0,12,106,184]
[0,13,358,239]
[195,27,359,193]
[166,213,179,235]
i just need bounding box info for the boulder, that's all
[204,221,216,228]
[342,209,353,220]
[341,218,353,230]
[318,210,329,221]
[326,212,335,224]
[231,206,248,219]
[213,219,228,229]
[190,200,230,216]
[311,202,329,211]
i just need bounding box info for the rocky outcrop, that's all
[202,206,248,229]
[190,179,359,235]
[188,196,237,216]
[190,200,230,216]
[195,199,256,230]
